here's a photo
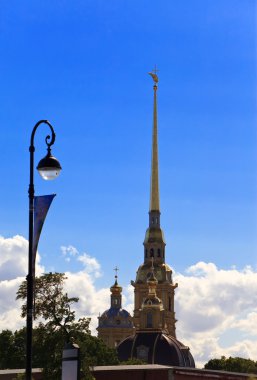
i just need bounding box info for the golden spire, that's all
[148,66,160,212]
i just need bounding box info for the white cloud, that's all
[77,253,101,278]
[174,262,257,367]
[59,245,107,332]
[61,245,79,262]
[64,271,110,334]
[231,311,257,336]
[1,238,257,368]
[61,245,79,257]
[0,235,28,280]
[122,284,134,315]
[60,245,102,277]
[0,235,44,331]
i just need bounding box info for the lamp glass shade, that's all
[38,167,61,180]
[37,153,62,181]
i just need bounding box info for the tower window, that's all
[147,312,153,328]
[151,217,154,224]
[150,248,154,257]
[169,297,171,311]
[145,249,148,258]
[158,249,161,257]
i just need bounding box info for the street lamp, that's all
[26,120,62,380]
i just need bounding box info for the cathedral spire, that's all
[149,67,160,213]
[142,68,166,265]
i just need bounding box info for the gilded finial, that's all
[148,65,159,84]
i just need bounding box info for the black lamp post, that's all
[26,120,61,380]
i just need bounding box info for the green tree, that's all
[16,273,80,337]
[0,329,26,369]
[204,356,257,374]
[14,272,118,379]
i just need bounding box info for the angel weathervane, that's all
[148,65,159,84]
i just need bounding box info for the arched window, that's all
[150,248,154,257]
[147,312,153,328]
[145,249,148,258]
[157,249,161,257]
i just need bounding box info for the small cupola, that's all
[110,268,122,309]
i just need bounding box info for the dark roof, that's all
[98,307,133,328]
[117,332,195,368]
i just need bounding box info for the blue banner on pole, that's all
[32,194,56,276]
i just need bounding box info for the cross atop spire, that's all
[114,266,119,284]
[152,64,159,75]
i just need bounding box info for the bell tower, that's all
[131,70,178,337]
[97,268,134,348]
[117,72,195,367]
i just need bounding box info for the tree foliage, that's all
[16,273,80,338]
[204,356,257,374]
[0,272,118,379]
[0,329,26,370]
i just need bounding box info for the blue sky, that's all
[0,0,256,365]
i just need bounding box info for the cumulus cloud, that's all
[77,254,101,278]
[122,284,134,315]
[174,262,257,367]
[0,235,28,280]
[64,271,110,333]
[1,237,257,368]
[0,235,44,331]
[60,245,79,262]
[59,245,107,331]
[61,245,101,278]
[231,311,257,336]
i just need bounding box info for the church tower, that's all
[97,270,134,348]
[139,259,166,331]
[131,70,178,337]
[118,71,194,366]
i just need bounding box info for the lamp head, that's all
[37,148,62,180]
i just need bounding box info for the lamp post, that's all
[26,120,62,380]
